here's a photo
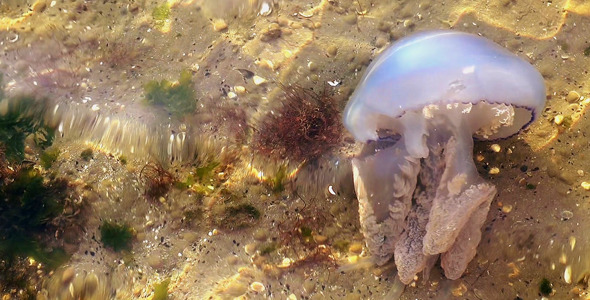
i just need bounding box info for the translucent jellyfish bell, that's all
[343,30,546,283]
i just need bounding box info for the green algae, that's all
[80,148,93,161]
[228,203,261,220]
[217,203,261,230]
[144,70,197,116]
[332,240,350,253]
[40,148,60,169]
[152,3,170,29]
[100,221,134,252]
[539,277,552,296]
[300,226,313,243]
[196,161,219,182]
[260,242,277,255]
[0,96,56,162]
[153,278,171,300]
[0,166,73,291]
[270,164,287,193]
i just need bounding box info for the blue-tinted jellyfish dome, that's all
[343,30,546,283]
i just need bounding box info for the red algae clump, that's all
[253,85,342,162]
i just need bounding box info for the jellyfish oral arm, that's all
[352,102,502,283]
[352,136,421,266]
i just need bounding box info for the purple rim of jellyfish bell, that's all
[344,30,547,144]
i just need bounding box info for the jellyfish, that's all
[343,30,546,283]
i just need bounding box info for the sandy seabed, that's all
[2,0,590,299]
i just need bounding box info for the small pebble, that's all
[581,182,590,190]
[244,243,257,255]
[567,90,581,103]
[227,91,237,99]
[501,204,513,213]
[147,253,164,269]
[349,242,363,254]
[234,86,246,95]
[250,282,266,292]
[326,45,338,57]
[343,14,357,25]
[313,235,327,243]
[375,36,388,48]
[212,19,228,32]
[277,16,290,27]
[307,61,317,72]
[278,258,293,268]
[256,59,275,70]
[489,167,500,175]
[490,144,501,152]
[253,228,268,241]
[554,115,564,125]
[290,22,302,29]
[224,281,248,297]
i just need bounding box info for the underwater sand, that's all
[2,0,590,299]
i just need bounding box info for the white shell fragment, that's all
[252,75,267,85]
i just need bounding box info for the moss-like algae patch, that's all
[216,203,261,230]
[0,168,69,262]
[100,221,134,252]
[40,148,60,169]
[144,70,197,116]
[80,148,93,161]
[0,164,76,291]
[0,96,56,162]
[539,277,552,296]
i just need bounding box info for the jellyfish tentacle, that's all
[394,193,432,284]
[440,189,495,279]
[394,140,444,283]
[422,127,497,256]
[352,137,420,265]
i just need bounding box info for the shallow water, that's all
[1,0,590,299]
